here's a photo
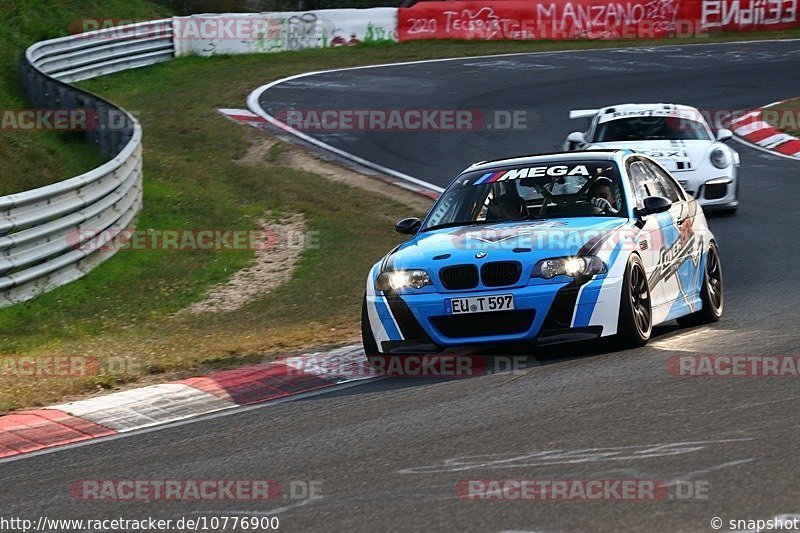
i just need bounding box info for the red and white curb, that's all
[0,345,374,459]
[731,100,800,160]
[219,108,267,128]
[218,108,442,200]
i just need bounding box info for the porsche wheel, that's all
[614,254,652,348]
[677,242,724,326]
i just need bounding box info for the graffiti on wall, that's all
[175,9,397,57]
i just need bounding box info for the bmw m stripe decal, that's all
[383,290,432,341]
[571,279,602,328]
[474,171,503,185]
[540,230,619,330]
[572,239,625,328]
[366,264,402,343]
[374,296,403,341]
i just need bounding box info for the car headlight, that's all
[376,269,431,291]
[710,148,729,169]
[532,256,607,280]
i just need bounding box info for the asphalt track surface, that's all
[4,40,800,532]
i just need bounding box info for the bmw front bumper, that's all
[370,278,621,352]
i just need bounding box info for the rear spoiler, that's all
[569,109,598,120]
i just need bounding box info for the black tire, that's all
[676,242,724,326]
[613,254,653,348]
[361,294,381,357]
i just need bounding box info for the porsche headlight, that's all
[710,148,729,169]
[376,269,431,291]
[532,256,607,279]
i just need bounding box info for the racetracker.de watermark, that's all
[665,107,800,131]
[757,108,800,131]
[274,109,533,132]
[286,354,528,378]
[668,355,800,377]
[0,109,102,131]
[455,479,709,501]
[70,18,288,41]
[70,17,718,42]
[0,355,140,378]
[69,479,322,501]
[449,227,710,253]
[413,20,718,40]
[66,228,318,253]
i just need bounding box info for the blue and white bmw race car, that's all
[563,103,740,214]
[362,150,724,356]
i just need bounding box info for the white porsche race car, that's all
[563,103,740,214]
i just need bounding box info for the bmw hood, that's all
[384,218,630,271]
[589,140,713,172]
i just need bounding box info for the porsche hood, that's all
[587,140,711,172]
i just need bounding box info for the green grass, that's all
[764,98,800,137]
[2,25,800,411]
[0,0,170,194]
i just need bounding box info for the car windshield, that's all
[421,160,627,231]
[595,116,712,142]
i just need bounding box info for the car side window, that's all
[644,160,684,203]
[627,161,651,209]
[640,163,671,200]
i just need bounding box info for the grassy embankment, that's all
[0,0,169,194]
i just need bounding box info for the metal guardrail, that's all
[1,20,174,306]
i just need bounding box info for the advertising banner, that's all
[397,0,800,41]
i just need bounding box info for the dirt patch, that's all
[184,131,432,316]
[180,132,433,317]
[238,132,434,212]
[183,214,307,314]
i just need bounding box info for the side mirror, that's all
[566,131,586,148]
[395,217,421,235]
[636,196,672,217]
[716,128,733,142]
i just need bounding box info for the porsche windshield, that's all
[595,116,712,141]
[422,160,627,231]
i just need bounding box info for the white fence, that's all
[1,20,174,306]
[172,9,397,57]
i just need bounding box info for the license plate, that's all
[450,294,514,315]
